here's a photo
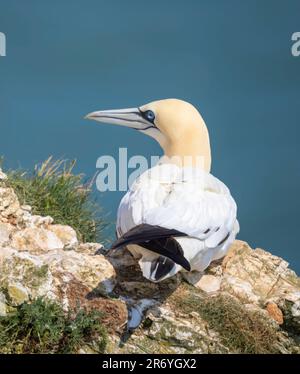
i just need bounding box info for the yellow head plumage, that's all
[86,98,211,171]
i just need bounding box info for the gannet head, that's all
[86,99,211,171]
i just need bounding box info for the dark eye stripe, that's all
[138,109,156,125]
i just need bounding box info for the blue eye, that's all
[145,110,155,122]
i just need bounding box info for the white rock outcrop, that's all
[0,167,299,353]
[0,169,126,332]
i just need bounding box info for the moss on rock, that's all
[0,297,108,354]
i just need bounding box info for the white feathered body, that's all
[116,163,239,280]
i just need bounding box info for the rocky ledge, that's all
[0,168,299,353]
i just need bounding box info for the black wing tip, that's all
[181,258,191,271]
[112,224,192,272]
[110,241,123,250]
[112,224,187,249]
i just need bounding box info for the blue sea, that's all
[0,0,299,273]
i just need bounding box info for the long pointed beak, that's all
[85,107,153,131]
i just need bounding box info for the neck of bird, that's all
[160,133,211,172]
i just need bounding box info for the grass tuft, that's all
[0,297,107,354]
[172,287,282,354]
[198,294,281,354]
[6,157,107,242]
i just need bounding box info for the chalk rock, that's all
[22,214,54,228]
[0,223,15,246]
[0,187,20,220]
[11,227,64,254]
[41,249,116,295]
[194,274,221,293]
[0,169,7,181]
[1,167,299,353]
[48,224,78,249]
[7,282,29,305]
[0,248,54,301]
[76,242,103,254]
[0,245,117,305]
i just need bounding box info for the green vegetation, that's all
[6,157,107,242]
[198,294,281,354]
[171,286,282,354]
[0,298,107,354]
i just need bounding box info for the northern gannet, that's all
[86,99,239,282]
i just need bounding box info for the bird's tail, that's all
[111,223,191,271]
